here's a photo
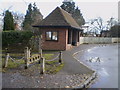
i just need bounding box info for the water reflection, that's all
[75,44,118,88]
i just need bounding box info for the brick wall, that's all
[40,28,68,50]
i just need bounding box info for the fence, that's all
[80,37,120,44]
[40,52,62,74]
[3,47,63,74]
[3,53,25,68]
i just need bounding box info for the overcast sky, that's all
[0,0,119,22]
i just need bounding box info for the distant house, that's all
[33,7,83,50]
[100,30,110,37]
[14,23,21,30]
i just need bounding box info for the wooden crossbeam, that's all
[28,54,41,64]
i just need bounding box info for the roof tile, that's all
[34,7,81,29]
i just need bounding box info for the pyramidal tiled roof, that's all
[34,7,81,30]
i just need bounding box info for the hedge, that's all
[2,30,33,47]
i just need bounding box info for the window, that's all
[46,31,58,41]
[46,32,52,40]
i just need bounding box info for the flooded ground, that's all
[75,44,118,88]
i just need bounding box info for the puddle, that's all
[75,44,118,88]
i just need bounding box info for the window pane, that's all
[52,32,58,40]
[46,32,52,40]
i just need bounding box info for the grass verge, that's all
[1,53,64,74]
[2,58,24,72]
[45,60,64,74]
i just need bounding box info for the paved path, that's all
[59,44,96,75]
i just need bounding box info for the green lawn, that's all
[1,57,24,72]
[1,52,64,74]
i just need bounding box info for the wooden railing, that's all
[3,47,63,74]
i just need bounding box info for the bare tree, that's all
[90,17,104,32]
[88,17,118,35]
[106,17,118,30]
[12,12,24,30]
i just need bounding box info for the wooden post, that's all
[24,47,29,59]
[3,53,9,68]
[25,59,29,69]
[24,47,29,69]
[59,51,62,64]
[40,57,45,74]
[38,55,41,64]
[38,37,41,54]
[40,49,42,58]
[28,48,31,58]
[39,35,43,58]
[5,48,9,53]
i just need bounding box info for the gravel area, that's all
[2,69,91,88]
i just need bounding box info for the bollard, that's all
[59,51,62,64]
[3,53,9,68]
[40,57,45,74]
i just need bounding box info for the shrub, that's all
[109,25,120,37]
[2,30,33,47]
